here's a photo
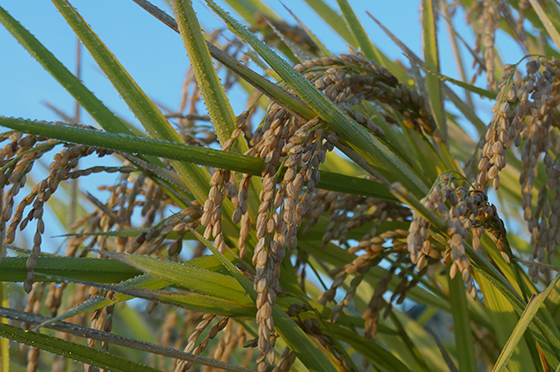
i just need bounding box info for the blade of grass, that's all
[493,273,560,371]
[51,0,182,144]
[0,322,160,372]
[262,18,308,63]
[221,0,276,25]
[473,264,560,366]
[0,307,257,372]
[38,273,256,316]
[171,0,261,219]
[365,12,459,173]
[428,328,459,372]
[115,302,156,345]
[359,102,438,182]
[422,0,446,143]
[95,251,249,303]
[448,273,477,372]
[527,0,560,51]
[388,312,431,372]
[335,0,382,63]
[475,271,536,372]
[367,9,495,110]
[0,257,140,283]
[37,250,237,327]
[442,2,473,109]
[0,117,257,173]
[171,0,247,154]
[327,325,410,372]
[412,60,497,99]
[0,117,397,200]
[331,4,416,86]
[0,284,8,372]
[443,84,486,134]
[39,274,171,328]
[383,308,454,371]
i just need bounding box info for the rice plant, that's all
[1,0,560,371]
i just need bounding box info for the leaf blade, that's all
[0,117,397,200]
[493,273,560,371]
[0,322,160,372]
[336,0,381,63]
[422,0,446,142]
[527,0,560,51]
[97,251,250,304]
[0,256,140,283]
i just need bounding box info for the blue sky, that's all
[0,0,488,126]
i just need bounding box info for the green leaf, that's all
[422,0,446,143]
[385,312,431,372]
[419,62,497,100]
[39,274,170,328]
[171,0,262,220]
[449,273,477,372]
[0,117,397,200]
[0,307,257,372]
[441,3,474,110]
[37,253,232,327]
[0,116,262,172]
[171,0,246,153]
[336,0,382,63]
[262,17,309,63]
[222,0,277,26]
[0,257,140,283]
[96,251,250,304]
[473,264,560,366]
[116,302,156,344]
[0,322,160,372]
[443,85,486,134]
[0,283,8,372]
[41,273,256,317]
[493,273,560,371]
[125,289,255,316]
[527,0,560,51]
[476,271,534,372]
[388,310,452,371]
